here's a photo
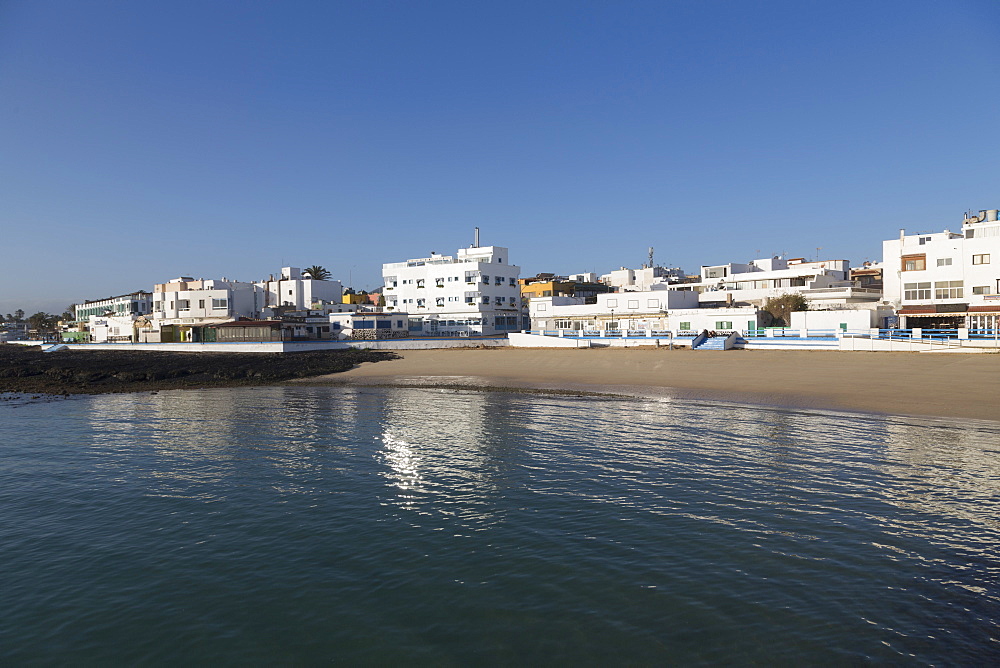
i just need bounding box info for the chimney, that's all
[474,227,480,248]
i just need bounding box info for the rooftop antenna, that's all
[474,227,480,248]
[648,246,654,268]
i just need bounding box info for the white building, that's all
[86,314,140,343]
[883,208,1000,330]
[382,242,523,336]
[530,290,706,332]
[75,291,153,321]
[600,265,687,291]
[151,277,263,327]
[328,312,410,340]
[257,267,343,311]
[678,256,881,308]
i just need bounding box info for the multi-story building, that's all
[382,242,524,336]
[530,290,707,333]
[257,267,343,311]
[883,208,1000,330]
[677,256,881,309]
[75,291,153,321]
[146,277,264,341]
[600,265,688,291]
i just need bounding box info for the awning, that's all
[968,305,1000,313]
[898,311,966,317]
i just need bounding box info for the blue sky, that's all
[2,0,999,315]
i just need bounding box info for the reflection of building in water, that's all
[376,388,527,525]
[878,418,1000,529]
[86,387,366,497]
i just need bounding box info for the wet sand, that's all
[307,347,1000,422]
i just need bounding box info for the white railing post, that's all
[958,327,969,341]
[912,327,922,340]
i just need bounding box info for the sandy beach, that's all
[306,347,1000,422]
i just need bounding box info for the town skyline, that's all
[3,1,999,315]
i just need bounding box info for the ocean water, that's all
[1,386,999,665]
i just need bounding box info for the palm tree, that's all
[28,312,51,331]
[303,265,331,281]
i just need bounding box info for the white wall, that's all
[790,309,888,331]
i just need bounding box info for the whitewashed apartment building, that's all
[677,256,882,310]
[883,208,1000,330]
[382,242,523,336]
[530,289,764,333]
[256,266,343,312]
[152,277,263,324]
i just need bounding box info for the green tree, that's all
[303,265,331,281]
[28,312,51,331]
[761,294,808,327]
[14,309,25,321]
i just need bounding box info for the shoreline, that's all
[297,347,1000,423]
[0,345,396,395]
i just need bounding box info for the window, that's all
[537,303,547,311]
[495,277,503,285]
[416,299,425,307]
[555,320,573,329]
[607,299,618,308]
[918,236,931,245]
[436,297,444,306]
[973,254,991,265]
[494,296,503,305]
[482,275,490,283]
[903,282,931,300]
[936,258,952,267]
[212,298,228,309]
[509,297,516,305]
[901,254,926,271]
[628,300,639,309]
[177,300,190,310]
[647,299,659,308]
[416,279,425,288]
[715,321,733,329]
[509,278,516,286]
[934,280,963,299]
[198,299,205,309]
[972,286,993,295]
[679,321,691,330]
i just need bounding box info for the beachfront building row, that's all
[381,243,526,336]
[678,257,882,308]
[883,209,1000,330]
[529,289,893,336]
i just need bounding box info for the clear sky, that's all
[2,0,999,315]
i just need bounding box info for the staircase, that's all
[693,336,729,350]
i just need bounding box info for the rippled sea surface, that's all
[2,387,999,665]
